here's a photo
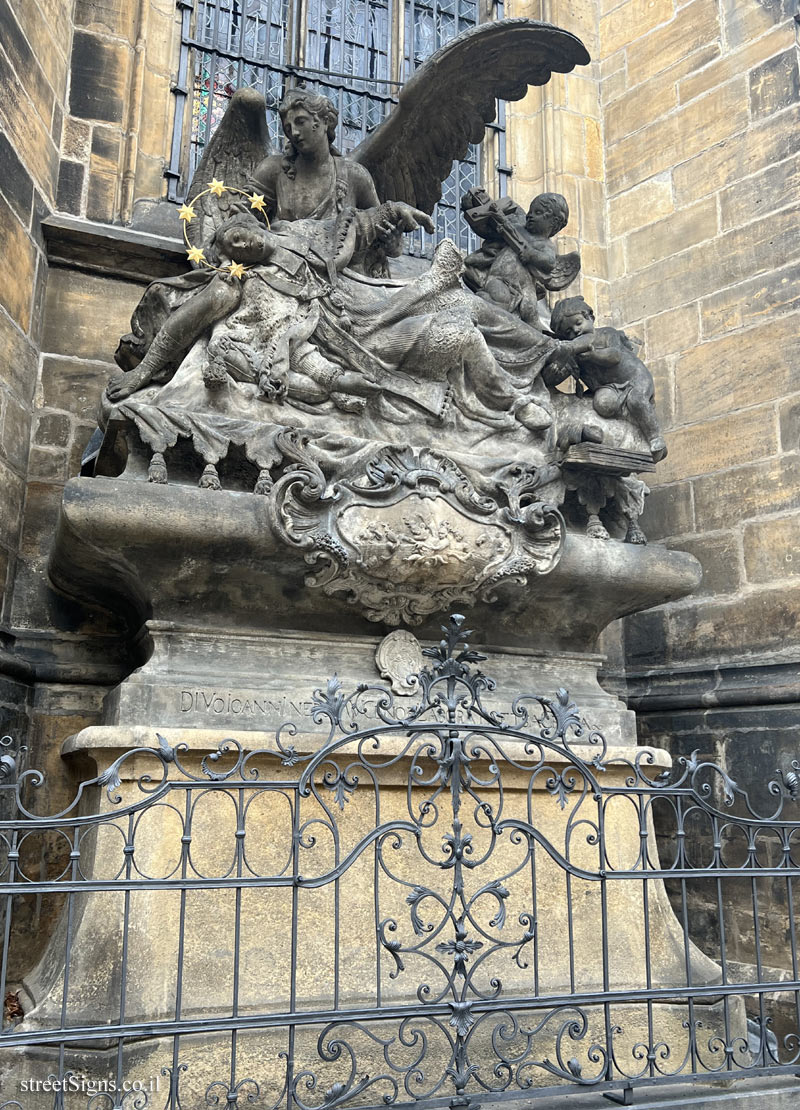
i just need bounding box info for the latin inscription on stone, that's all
[180,689,314,719]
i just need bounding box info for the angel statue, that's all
[92,20,644,510]
[179,19,590,273]
[461,187,581,328]
[106,19,589,424]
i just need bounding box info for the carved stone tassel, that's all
[199,463,221,490]
[148,452,167,484]
[254,469,272,495]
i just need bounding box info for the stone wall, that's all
[0,0,75,738]
[589,0,800,973]
[56,0,180,224]
[0,0,183,785]
[590,0,800,748]
[505,0,609,317]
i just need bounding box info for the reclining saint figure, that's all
[107,199,558,435]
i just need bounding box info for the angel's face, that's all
[525,201,555,236]
[560,309,594,339]
[285,109,327,156]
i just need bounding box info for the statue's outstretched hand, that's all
[378,202,435,237]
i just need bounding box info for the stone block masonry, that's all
[594,0,800,689]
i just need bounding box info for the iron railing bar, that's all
[677,841,698,1076]
[230,786,245,1097]
[59,827,81,1030]
[788,873,800,1063]
[716,874,732,1072]
[642,876,654,1077]
[752,874,770,1064]
[598,792,612,1083]
[530,831,539,997]
[169,791,191,1110]
[373,762,382,1009]
[288,782,300,1110]
[564,869,575,994]
[6,980,800,1048]
[5,860,800,896]
[0,827,17,1019]
[5,778,800,833]
[114,811,135,1093]
[0,779,304,829]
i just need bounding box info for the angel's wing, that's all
[352,19,589,212]
[185,87,272,249]
[544,251,581,291]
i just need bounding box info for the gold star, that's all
[228,261,246,279]
[208,178,226,197]
[249,192,266,213]
[178,203,196,223]
[187,246,206,264]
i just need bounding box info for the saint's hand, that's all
[377,202,435,237]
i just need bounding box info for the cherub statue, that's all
[461,188,581,327]
[545,296,668,462]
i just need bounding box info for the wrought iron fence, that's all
[1,615,800,1109]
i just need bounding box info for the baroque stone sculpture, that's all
[82,18,666,626]
[461,187,581,327]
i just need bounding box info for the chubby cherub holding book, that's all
[546,296,667,462]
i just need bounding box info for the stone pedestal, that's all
[50,475,702,749]
[7,474,726,1108]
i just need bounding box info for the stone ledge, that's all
[508,1075,800,1108]
[42,214,186,283]
[621,658,800,712]
[62,724,670,773]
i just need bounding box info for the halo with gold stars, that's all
[179,181,270,280]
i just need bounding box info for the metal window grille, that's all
[166,0,511,254]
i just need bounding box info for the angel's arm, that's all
[248,155,281,219]
[518,235,555,272]
[348,161,381,209]
[570,329,621,366]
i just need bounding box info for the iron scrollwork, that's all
[2,617,800,1109]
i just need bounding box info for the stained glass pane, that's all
[188,0,291,178]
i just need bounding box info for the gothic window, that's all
[168,0,510,252]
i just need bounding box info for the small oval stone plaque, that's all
[375,629,424,695]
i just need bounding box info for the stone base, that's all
[538,1076,800,1108]
[100,622,640,744]
[1,997,755,1110]
[49,477,701,655]
[6,725,741,1107]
